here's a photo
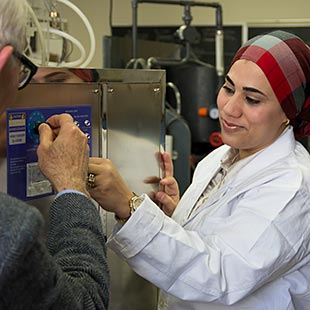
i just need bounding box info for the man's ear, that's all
[0,46,14,72]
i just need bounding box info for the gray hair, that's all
[0,0,28,52]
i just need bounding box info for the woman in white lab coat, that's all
[88,30,310,309]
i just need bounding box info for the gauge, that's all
[27,110,45,144]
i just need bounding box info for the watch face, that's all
[130,195,143,213]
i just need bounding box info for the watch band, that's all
[115,193,143,224]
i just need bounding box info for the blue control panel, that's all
[6,105,92,200]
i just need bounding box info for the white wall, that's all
[58,0,310,67]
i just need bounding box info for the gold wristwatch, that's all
[115,193,143,224]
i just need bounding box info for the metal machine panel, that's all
[0,83,102,224]
[105,82,162,310]
[106,82,162,194]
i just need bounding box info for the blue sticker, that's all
[6,105,92,200]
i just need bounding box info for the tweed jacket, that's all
[0,192,109,310]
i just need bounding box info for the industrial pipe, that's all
[131,0,224,76]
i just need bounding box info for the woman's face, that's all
[217,59,288,159]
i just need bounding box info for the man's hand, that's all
[37,113,90,196]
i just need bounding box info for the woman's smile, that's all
[221,117,245,132]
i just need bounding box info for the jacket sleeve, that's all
[0,192,109,310]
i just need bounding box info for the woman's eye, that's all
[246,96,260,105]
[223,85,234,94]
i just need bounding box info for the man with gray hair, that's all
[0,0,109,308]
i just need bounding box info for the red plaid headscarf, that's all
[231,30,310,137]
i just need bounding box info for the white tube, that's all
[45,28,86,67]
[166,82,181,115]
[56,0,96,67]
[215,29,224,77]
[25,1,48,66]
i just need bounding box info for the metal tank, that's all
[166,63,221,150]
[129,0,224,160]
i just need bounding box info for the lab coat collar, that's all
[173,126,297,224]
[227,126,296,188]
[198,126,295,189]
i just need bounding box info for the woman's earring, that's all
[284,119,290,126]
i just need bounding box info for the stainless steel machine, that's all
[0,68,165,310]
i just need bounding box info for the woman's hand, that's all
[88,157,134,219]
[156,152,180,217]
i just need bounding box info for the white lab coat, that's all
[107,126,310,310]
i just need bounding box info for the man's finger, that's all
[38,122,54,148]
[46,113,73,129]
